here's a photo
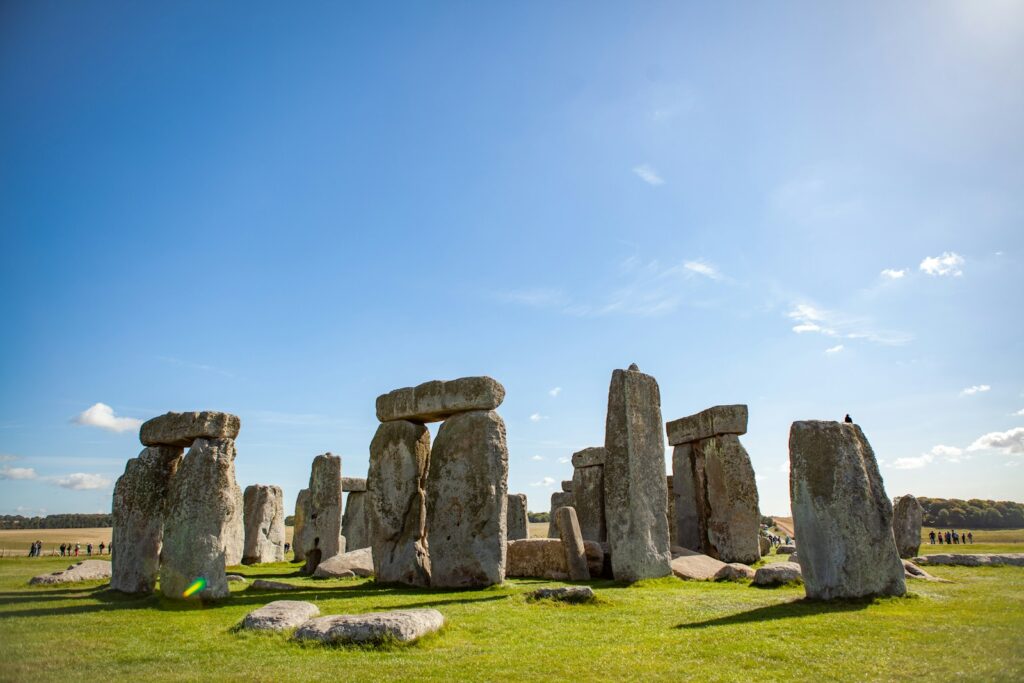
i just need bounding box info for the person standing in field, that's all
[74,543,80,556]
[99,542,105,554]
[968,531,974,544]
[929,530,935,544]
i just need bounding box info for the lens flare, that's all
[183,577,206,598]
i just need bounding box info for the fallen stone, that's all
[29,560,112,586]
[691,434,761,564]
[242,484,286,564]
[571,446,606,468]
[777,544,796,554]
[506,538,604,579]
[301,453,345,571]
[571,462,605,543]
[666,405,748,446]
[547,491,574,538]
[292,488,310,563]
[603,365,672,582]
[140,411,240,447]
[752,562,802,586]
[714,563,756,581]
[111,445,183,593]
[425,410,508,587]
[341,491,370,551]
[670,549,728,581]
[529,586,595,603]
[342,477,367,492]
[367,420,431,586]
[913,553,1024,567]
[241,600,320,631]
[226,574,247,583]
[314,547,374,578]
[250,579,300,591]
[294,609,445,645]
[892,495,924,559]
[902,559,949,582]
[376,376,505,423]
[555,506,590,580]
[506,493,529,541]
[789,421,906,600]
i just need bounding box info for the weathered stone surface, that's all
[506,539,604,579]
[251,579,299,591]
[506,493,528,541]
[242,484,285,564]
[690,435,761,564]
[300,453,344,572]
[241,600,320,631]
[560,480,573,492]
[671,443,700,551]
[556,506,590,581]
[426,410,508,587]
[777,544,796,554]
[670,549,728,581]
[226,574,246,583]
[29,560,112,586]
[111,445,182,593]
[341,491,369,550]
[892,495,923,559]
[376,376,505,423]
[571,446,606,468]
[714,562,756,581]
[529,586,595,603]
[752,562,802,586]
[367,420,431,586]
[759,535,771,556]
[342,477,367,492]
[571,464,605,543]
[666,475,676,552]
[224,482,245,567]
[666,405,748,446]
[547,491,574,538]
[292,488,310,563]
[294,609,445,645]
[902,560,949,582]
[789,421,906,600]
[140,411,240,447]
[913,553,1024,567]
[160,438,244,600]
[603,365,672,581]
[314,547,373,578]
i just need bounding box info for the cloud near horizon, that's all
[73,403,142,433]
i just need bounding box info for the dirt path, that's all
[772,516,795,537]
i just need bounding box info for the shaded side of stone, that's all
[546,491,574,538]
[555,506,590,580]
[242,484,285,564]
[571,464,606,542]
[342,491,370,551]
[506,493,529,541]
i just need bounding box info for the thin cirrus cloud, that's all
[0,465,38,480]
[682,260,723,280]
[880,268,907,280]
[919,251,965,277]
[960,385,991,396]
[632,164,664,186]
[786,303,911,346]
[825,344,844,354]
[530,455,544,461]
[530,476,556,488]
[73,403,142,433]
[529,413,548,422]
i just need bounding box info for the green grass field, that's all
[1,531,1022,681]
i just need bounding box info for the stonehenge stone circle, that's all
[506,493,529,540]
[892,494,924,559]
[302,453,345,571]
[160,437,244,599]
[547,491,574,538]
[111,445,182,593]
[667,405,760,563]
[292,488,310,563]
[555,506,590,580]
[140,411,240,448]
[603,364,672,581]
[367,420,432,586]
[426,409,509,587]
[506,538,604,579]
[342,491,370,551]
[242,484,286,564]
[571,446,606,542]
[375,376,505,423]
[789,421,906,600]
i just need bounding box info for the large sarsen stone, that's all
[506,493,528,540]
[892,494,923,559]
[242,484,285,564]
[376,376,505,423]
[691,435,760,564]
[140,411,240,447]
[302,453,344,570]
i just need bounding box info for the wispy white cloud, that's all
[880,268,907,280]
[549,387,562,397]
[52,473,111,490]
[496,288,570,308]
[1016,408,1024,416]
[530,455,544,461]
[920,252,965,277]
[530,476,556,488]
[786,303,911,346]
[930,444,964,463]
[0,465,38,480]
[529,413,547,423]
[967,427,1024,455]
[683,260,723,280]
[557,457,570,464]
[890,452,934,470]
[632,164,664,186]
[73,403,142,433]
[961,384,991,396]
[825,344,845,354]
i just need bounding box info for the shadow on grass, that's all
[675,598,873,629]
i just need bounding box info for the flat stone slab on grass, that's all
[912,553,1024,567]
[714,563,756,581]
[140,411,241,447]
[752,562,802,587]
[902,560,950,582]
[250,579,300,591]
[226,574,247,583]
[376,377,505,423]
[776,544,796,554]
[314,547,373,578]
[670,549,727,581]
[293,609,445,645]
[29,560,112,586]
[241,600,320,631]
[529,586,596,603]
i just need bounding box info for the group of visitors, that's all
[26,540,45,557]
[929,529,973,545]
[24,541,113,557]
[761,531,791,547]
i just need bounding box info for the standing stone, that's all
[789,421,906,600]
[666,475,676,547]
[571,447,606,543]
[671,443,701,550]
[342,491,370,551]
[111,445,183,593]
[555,506,590,581]
[242,484,285,564]
[547,491,574,538]
[892,495,924,559]
[223,479,245,567]
[691,435,761,564]
[292,488,310,562]
[506,493,528,540]
[426,410,509,587]
[367,420,431,586]
[160,438,243,599]
[603,365,672,581]
[303,453,344,571]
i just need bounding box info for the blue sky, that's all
[1,2,1022,518]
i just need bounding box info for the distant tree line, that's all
[919,497,1024,529]
[0,513,113,530]
[528,511,550,523]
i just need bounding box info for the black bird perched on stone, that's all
[844,414,853,424]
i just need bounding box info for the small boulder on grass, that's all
[714,563,755,581]
[528,586,596,603]
[293,609,444,645]
[226,574,247,583]
[752,562,802,587]
[250,579,299,591]
[241,600,320,632]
